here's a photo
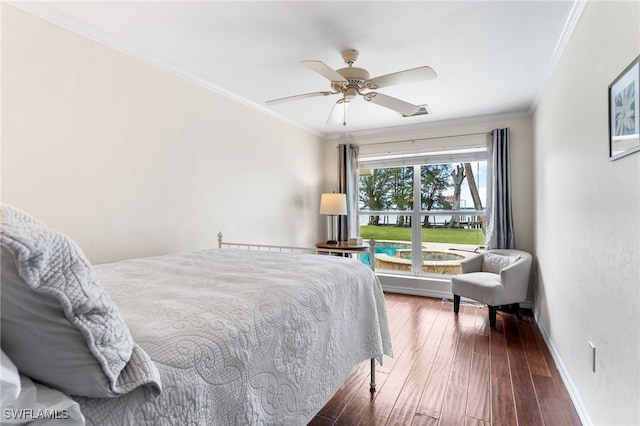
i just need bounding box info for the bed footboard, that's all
[217,232,376,271]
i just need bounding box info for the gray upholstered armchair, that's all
[450,249,532,327]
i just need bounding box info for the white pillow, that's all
[482,251,520,274]
[1,350,21,409]
[1,350,86,425]
[0,204,161,398]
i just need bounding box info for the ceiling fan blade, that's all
[326,98,351,125]
[364,92,421,116]
[266,91,334,105]
[300,60,348,82]
[368,66,437,89]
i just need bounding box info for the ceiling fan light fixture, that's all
[344,87,358,100]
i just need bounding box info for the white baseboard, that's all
[533,310,591,425]
[380,285,452,300]
[380,284,533,310]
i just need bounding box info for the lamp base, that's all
[325,215,340,246]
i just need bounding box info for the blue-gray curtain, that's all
[485,128,514,249]
[337,144,358,241]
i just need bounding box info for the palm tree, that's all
[463,162,484,230]
[448,164,465,228]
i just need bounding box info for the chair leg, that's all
[453,294,460,314]
[513,303,523,320]
[488,306,497,328]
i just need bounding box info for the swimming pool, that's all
[359,242,410,265]
[360,241,468,275]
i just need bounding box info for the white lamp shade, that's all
[319,193,347,215]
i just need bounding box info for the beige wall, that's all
[533,1,640,424]
[1,5,325,264]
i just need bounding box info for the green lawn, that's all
[360,225,485,245]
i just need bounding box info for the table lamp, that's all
[319,193,347,244]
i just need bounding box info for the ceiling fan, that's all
[266,49,437,126]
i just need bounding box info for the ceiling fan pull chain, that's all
[343,101,347,126]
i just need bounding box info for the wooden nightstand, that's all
[315,241,370,252]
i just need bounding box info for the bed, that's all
[0,205,392,425]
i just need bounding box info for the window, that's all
[358,144,486,277]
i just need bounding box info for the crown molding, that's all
[7,1,326,139]
[9,1,579,142]
[528,0,588,114]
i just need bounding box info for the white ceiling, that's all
[13,1,582,138]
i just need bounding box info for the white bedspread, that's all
[75,249,392,425]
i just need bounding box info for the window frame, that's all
[357,146,487,277]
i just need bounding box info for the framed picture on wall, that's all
[609,55,639,160]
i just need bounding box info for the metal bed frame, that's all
[216,232,379,392]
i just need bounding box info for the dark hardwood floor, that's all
[310,293,581,425]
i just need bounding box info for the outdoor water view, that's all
[358,161,486,276]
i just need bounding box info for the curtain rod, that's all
[355,131,488,147]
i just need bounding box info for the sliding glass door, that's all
[358,148,487,277]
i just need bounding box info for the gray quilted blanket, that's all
[75,249,392,425]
